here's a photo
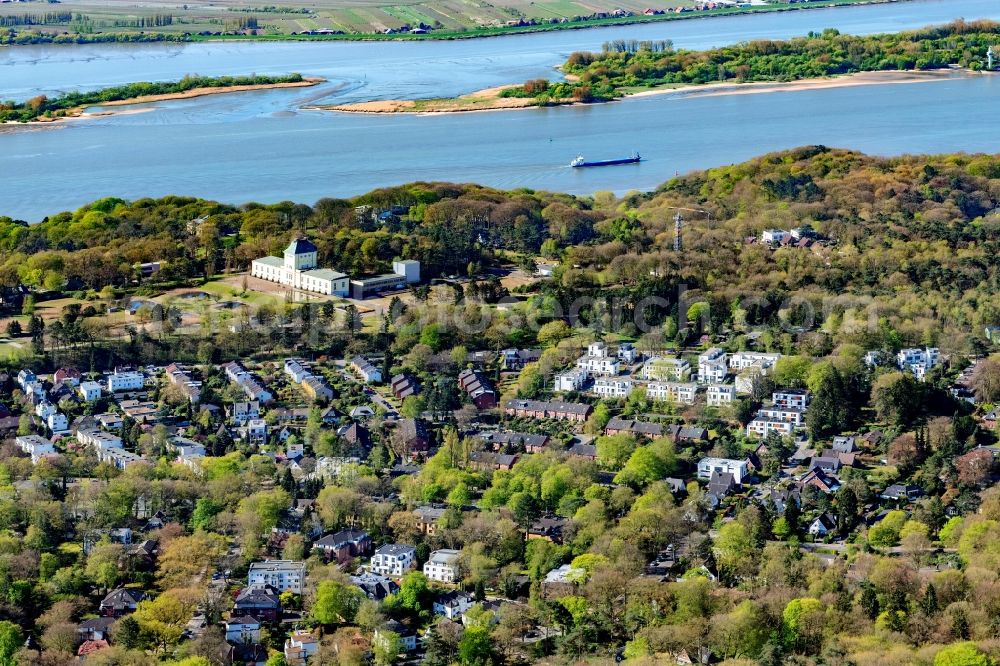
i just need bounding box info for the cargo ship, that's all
[570,153,641,168]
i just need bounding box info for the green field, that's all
[0,0,904,43]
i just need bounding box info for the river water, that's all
[1,0,999,220]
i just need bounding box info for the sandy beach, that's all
[4,77,325,127]
[97,77,325,107]
[322,68,976,116]
[631,68,971,100]
[318,84,564,114]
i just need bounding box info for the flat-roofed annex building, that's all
[251,238,348,296]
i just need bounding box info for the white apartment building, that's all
[78,429,124,451]
[371,544,416,577]
[225,617,261,644]
[16,435,54,463]
[729,352,782,371]
[757,405,804,426]
[78,381,102,402]
[97,447,143,470]
[46,412,68,433]
[283,358,310,383]
[617,343,638,364]
[576,355,621,377]
[592,377,634,399]
[698,348,728,384]
[554,369,588,393]
[35,401,55,419]
[773,389,809,410]
[761,229,789,244]
[641,357,691,382]
[747,417,795,438]
[251,237,349,296]
[706,383,736,406]
[107,371,144,393]
[697,457,750,484]
[423,549,461,583]
[645,381,698,405]
[244,418,268,444]
[897,347,940,381]
[247,560,306,594]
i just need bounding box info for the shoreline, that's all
[6,77,324,126]
[0,0,911,47]
[318,69,978,116]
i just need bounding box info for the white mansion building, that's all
[251,238,349,296]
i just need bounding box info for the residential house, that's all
[96,412,123,430]
[284,629,318,666]
[413,506,446,536]
[707,470,737,503]
[808,513,837,537]
[773,389,809,410]
[233,585,282,621]
[604,417,664,439]
[99,588,146,617]
[302,375,334,402]
[107,370,144,393]
[641,357,691,382]
[799,467,840,494]
[222,361,273,403]
[312,529,371,563]
[706,383,735,406]
[433,590,474,620]
[618,342,638,364]
[79,381,102,402]
[247,560,305,594]
[747,417,794,438]
[16,434,54,463]
[351,356,383,384]
[697,457,749,484]
[553,369,588,393]
[424,549,461,583]
[77,617,115,642]
[396,418,430,457]
[77,429,124,451]
[698,348,728,384]
[243,418,268,444]
[337,423,372,451]
[376,620,417,653]
[225,616,262,644]
[475,431,548,453]
[164,363,201,403]
[645,382,697,404]
[567,442,597,460]
[542,564,584,599]
[528,517,568,543]
[880,484,923,502]
[728,352,781,371]
[371,544,416,577]
[500,348,542,371]
[896,347,940,381]
[576,343,621,377]
[504,399,592,422]
[458,368,498,410]
[390,374,420,400]
[831,436,857,453]
[228,401,261,426]
[53,367,82,386]
[350,572,399,600]
[592,377,634,398]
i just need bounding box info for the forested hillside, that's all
[5,146,1000,355]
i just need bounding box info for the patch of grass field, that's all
[0,0,902,40]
